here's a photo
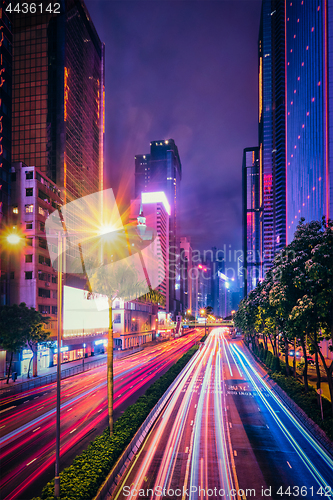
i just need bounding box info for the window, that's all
[38,271,47,280]
[52,290,57,299]
[10,271,14,279]
[26,188,33,197]
[25,271,33,280]
[38,255,51,266]
[38,190,50,203]
[26,238,33,247]
[25,254,33,263]
[39,305,50,314]
[25,171,33,180]
[11,172,16,182]
[12,206,19,214]
[38,206,44,216]
[26,222,33,230]
[39,221,45,232]
[51,275,57,284]
[38,288,50,298]
[39,237,47,249]
[114,314,121,324]
[52,306,57,315]
[25,204,34,213]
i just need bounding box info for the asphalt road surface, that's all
[0,330,202,500]
[112,328,333,500]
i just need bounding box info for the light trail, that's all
[230,344,333,498]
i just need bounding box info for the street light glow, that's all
[6,233,21,245]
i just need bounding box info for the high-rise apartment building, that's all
[134,139,182,313]
[9,162,62,334]
[242,147,263,295]
[259,0,286,269]
[285,0,333,242]
[11,0,104,204]
[179,236,193,313]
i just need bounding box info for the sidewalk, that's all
[0,345,146,395]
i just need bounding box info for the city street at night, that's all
[113,329,333,500]
[0,330,202,500]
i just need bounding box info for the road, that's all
[0,330,202,500]
[113,328,333,500]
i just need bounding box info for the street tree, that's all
[0,303,31,383]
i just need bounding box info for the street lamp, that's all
[200,308,207,337]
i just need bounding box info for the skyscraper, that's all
[285,0,333,242]
[259,0,286,269]
[0,2,13,305]
[134,139,182,313]
[242,147,262,295]
[11,0,104,204]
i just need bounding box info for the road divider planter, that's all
[33,344,200,500]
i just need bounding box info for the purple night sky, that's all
[85,0,262,255]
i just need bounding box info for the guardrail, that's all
[93,347,202,500]
[0,357,107,396]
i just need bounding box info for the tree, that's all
[24,308,51,378]
[88,260,146,435]
[0,303,31,383]
[305,218,333,412]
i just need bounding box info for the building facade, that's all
[9,162,62,334]
[134,139,182,314]
[285,0,333,241]
[259,0,286,269]
[242,147,263,295]
[130,192,170,312]
[11,0,104,204]
[0,1,13,306]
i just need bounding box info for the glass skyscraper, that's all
[259,0,286,270]
[242,147,263,295]
[285,0,333,242]
[11,0,104,204]
[0,1,12,305]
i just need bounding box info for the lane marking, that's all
[0,406,16,413]
[67,408,73,412]
[70,428,77,434]
[287,461,292,468]
[97,408,103,413]
[32,427,40,433]
[26,458,37,466]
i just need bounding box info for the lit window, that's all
[13,206,19,214]
[39,206,44,216]
[302,62,304,66]
[25,204,34,213]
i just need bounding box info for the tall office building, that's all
[242,147,263,295]
[0,2,13,306]
[259,0,286,269]
[285,0,333,242]
[130,192,170,312]
[179,236,193,313]
[135,139,182,313]
[11,0,104,204]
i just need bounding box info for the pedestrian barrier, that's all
[0,357,107,396]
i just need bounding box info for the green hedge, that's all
[32,345,199,500]
[270,372,333,441]
[251,345,332,442]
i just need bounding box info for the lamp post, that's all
[54,231,63,498]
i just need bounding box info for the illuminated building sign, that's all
[54,346,69,353]
[141,191,171,215]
